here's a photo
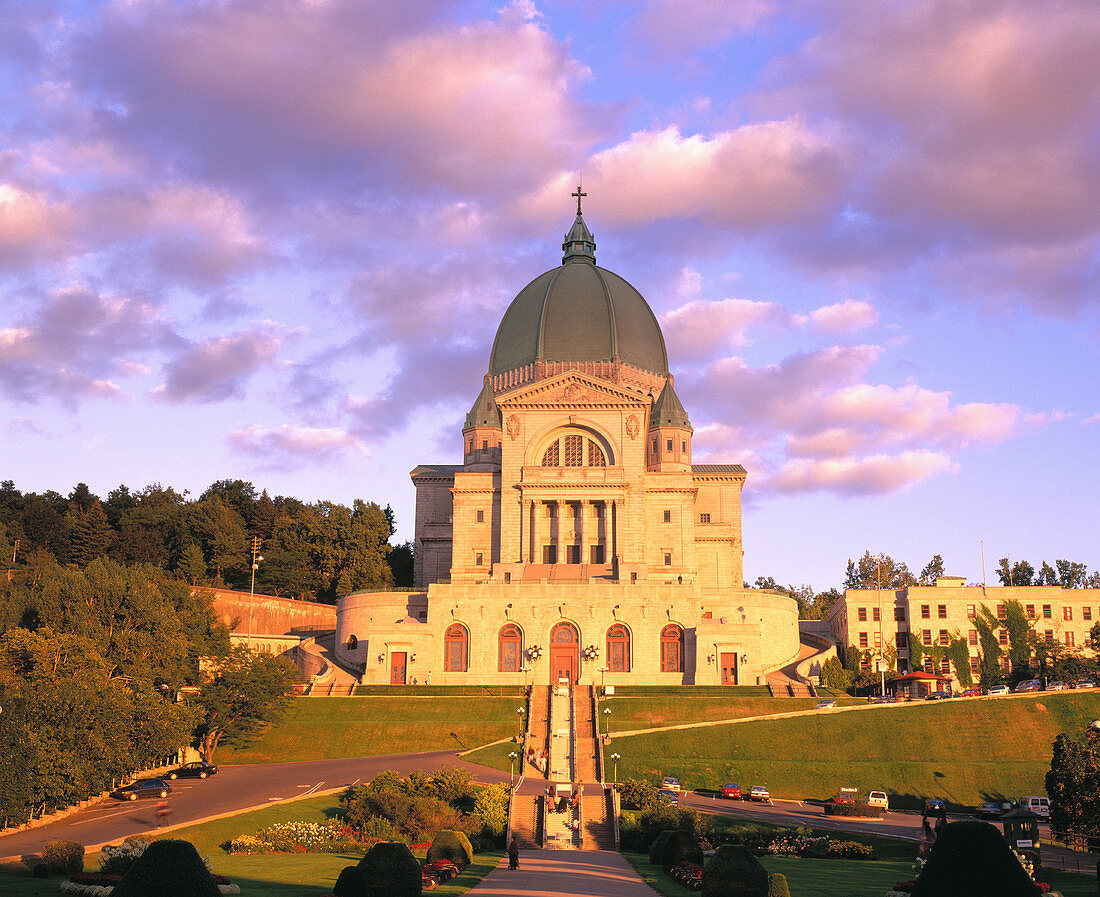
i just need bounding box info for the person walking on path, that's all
[154,801,171,828]
[508,836,519,870]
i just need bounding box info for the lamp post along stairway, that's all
[507,683,618,852]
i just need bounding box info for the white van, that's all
[1019,796,1050,817]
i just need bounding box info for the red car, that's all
[959,688,981,698]
[720,783,742,800]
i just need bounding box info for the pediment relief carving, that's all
[498,371,648,409]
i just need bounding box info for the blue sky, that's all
[1,0,1097,590]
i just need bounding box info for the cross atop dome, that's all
[562,184,596,265]
[572,183,587,217]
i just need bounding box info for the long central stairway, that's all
[508,683,617,852]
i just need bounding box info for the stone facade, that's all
[336,207,801,686]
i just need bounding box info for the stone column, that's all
[551,499,561,564]
[578,500,588,565]
[518,499,527,563]
[532,499,541,564]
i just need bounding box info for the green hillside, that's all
[603,692,1100,810]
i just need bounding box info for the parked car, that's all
[1046,681,1065,691]
[661,776,682,792]
[1019,795,1050,818]
[922,797,947,820]
[816,698,837,709]
[1014,680,1041,693]
[835,787,858,805]
[748,785,771,803]
[867,791,889,811]
[959,688,981,698]
[720,783,742,800]
[657,789,680,805]
[987,684,1010,696]
[870,695,896,704]
[111,778,172,801]
[1073,680,1096,689]
[924,691,951,700]
[976,801,1002,820]
[166,761,218,780]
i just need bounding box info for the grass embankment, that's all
[602,686,862,734]
[220,694,522,763]
[605,692,1100,810]
[0,794,502,897]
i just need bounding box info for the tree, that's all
[387,540,414,587]
[918,554,945,586]
[819,655,850,690]
[1046,726,1100,841]
[67,499,114,566]
[191,646,297,762]
[191,495,249,585]
[1002,600,1033,681]
[996,558,1035,587]
[843,551,916,590]
[1088,621,1100,654]
[973,605,1003,689]
[1055,559,1089,589]
[945,634,972,689]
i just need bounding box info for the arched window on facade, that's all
[660,624,683,673]
[444,623,469,673]
[498,623,522,673]
[346,634,358,650]
[541,432,609,467]
[606,624,630,673]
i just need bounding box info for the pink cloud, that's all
[520,120,852,230]
[662,297,795,362]
[226,424,366,468]
[0,183,73,265]
[809,299,879,335]
[0,285,173,406]
[770,451,956,496]
[628,0,775,55]
[156,325,286,403]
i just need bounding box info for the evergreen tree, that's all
[844,551,916,590]
[67,500,114,566]
[918,554,945,585]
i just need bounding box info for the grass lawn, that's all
[462,738,527,777]
[0,792,503,897]
[220,695,521,763]
[602,691,863,734]
[605,691,1100,809]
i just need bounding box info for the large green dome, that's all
[487,215,669,377]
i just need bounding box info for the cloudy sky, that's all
[2,0,1097,589]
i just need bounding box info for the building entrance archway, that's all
[549,621,579,684]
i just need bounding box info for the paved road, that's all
[470,851,652,896]
[0,751,510,859]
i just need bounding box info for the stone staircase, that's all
[572,687,600,783]
[526,686,551,777]
[509,794,543,849]
[580,789,618,850]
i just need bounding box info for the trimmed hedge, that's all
[767,873,790,897]
[43,840,84,874]
[911,821,1037,897]
[112,840,220,897]
[333,865,368,897]
[702,845,768,897]
[425,830,472,868]
[649,830,703,868]
[822,800,885,818]
[357,841,422,897]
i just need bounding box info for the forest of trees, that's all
[0,478,413,602]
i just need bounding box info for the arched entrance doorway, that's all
[549,622,579,684]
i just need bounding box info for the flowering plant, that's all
[228,821,377,855]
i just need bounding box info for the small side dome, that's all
[465,382,502,429]
[650,380,691,429]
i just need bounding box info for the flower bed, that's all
[765,834,874,859]
[228,821,382,854]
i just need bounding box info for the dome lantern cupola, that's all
[562,186,596,265]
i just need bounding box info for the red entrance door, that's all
[549,622,579,684]
[390,652,407,685]
[721,653,737,685]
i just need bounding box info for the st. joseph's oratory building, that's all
[336,198,800,686]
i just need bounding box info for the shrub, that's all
[99,841,150,875]
[227,821,369,854]
[333,865,368,897]
[826,840,874,859]
[911,821,1037,897]
[649,830,703,868]
[356,841,422,897]
[426,830,473,868]
[343,789,467,842]
[112,839,220,897]
[701,845,768,897]
[767,873,790,897]
[619,779,659,811]
[823,800,884,818]
[473,785,509,841]
[33,863,49,878]
[43,839,84,874]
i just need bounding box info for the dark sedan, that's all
[166,761,218,780]
[111,778,172,801]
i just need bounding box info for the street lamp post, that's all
[247,537,263,649]
[603,706,611,741]
[611,752,620,787]
[508,751,517,788]
[516,706,526,741]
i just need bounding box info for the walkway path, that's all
[470,850,653,896]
